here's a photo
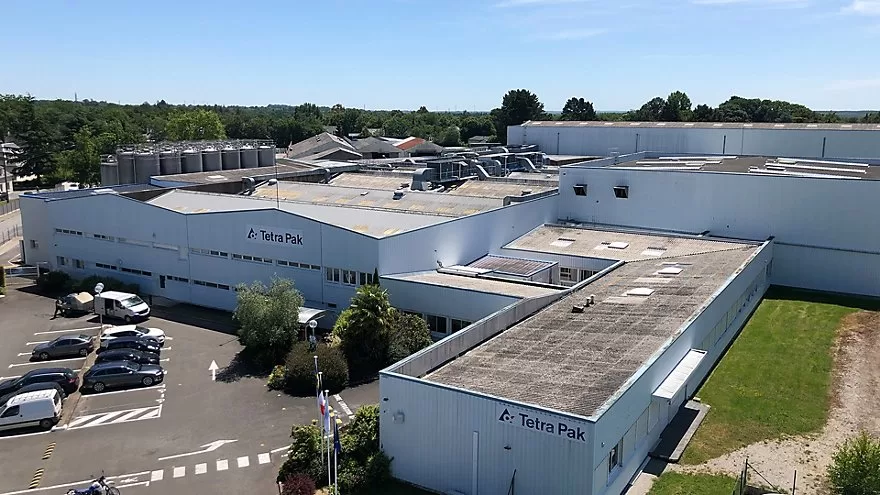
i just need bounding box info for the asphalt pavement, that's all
[0,287,379,495]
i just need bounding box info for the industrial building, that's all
[17,121,880,494]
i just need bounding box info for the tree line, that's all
[2,91,877,186]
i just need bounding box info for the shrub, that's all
[267,365,286,390]
[389,312,432,363]
[333,285,395,379]
[285,342,348,396]
[336,405,391,494]
[277,425,327,486]
[36,270,72,293]
[280,473,316,495]
[234,277,303,366]
[827,432,880,495]
[71,275,139,295]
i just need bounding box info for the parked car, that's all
[97,336,161,355]
[81,361,164,393]
[100,325,165,345]
[94,349,160,366]
[0,368,79,396]
[0,383,65,408]
[0,389,63,432]
[31,334,94,361]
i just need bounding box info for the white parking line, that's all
[194,463,207,475]
[258,453,271,464]
[269,445,291,454]
[237,456,250,468]
[159,358,170,363]
[0,375,20,380]
[216,459,229,471]
[150,470,164,482]
[9,357,84,368]
[173,466,185,478]
[34,327,101,336]
[79,384,165,398]
[25,341,50,346]
[16,352,32,357]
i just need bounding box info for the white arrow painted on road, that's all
[157,439,238,461]
[209,360,219,381]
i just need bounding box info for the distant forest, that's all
[1,90,878,186]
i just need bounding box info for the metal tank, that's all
[159,151,182,175]
[116,152,136,184]
[202,148,222,172]
[100,162,119,186]
[221,147,241,170]
[134,152,160,183]
[257,145,275,168]
[240,146,259,168]
[181,149,203,173]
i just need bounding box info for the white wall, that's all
[511,126,880,161]
[557,167,880,296]
[381,375,595,495]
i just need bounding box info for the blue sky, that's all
[1,0,878,111]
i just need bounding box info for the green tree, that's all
[382,116,409,138]
[660,91,692,121]
[333,285,395,379]
[389,312,432,362]
[459,116,494,142]
[337,405,392,494]
[233,277,303,365]
[56,126,100,185]
[165,109,226,140]
[561,97,598,121]
[827,432,880,495]
[328,105,361,137]
[3,95,57,180]
[692,104,716,122]
[438,126,460,146]
[493,89,545,144]
[634,96,666,121]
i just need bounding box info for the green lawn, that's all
[681,287,880,464]
[648,472,737,495]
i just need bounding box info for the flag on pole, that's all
[333,416,341,495]
[333,417,341,455]
[318,390,326,417]
[323,396,331,434]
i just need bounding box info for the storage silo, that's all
[117,152,136,184]
[202,148,222,171]
[134,152,160,184]
[258,145,275,168]
[159,151,182,175]
[181,149,203,173]
[100,162,119,186]
[240,146,259,168]
[221,147,241,170]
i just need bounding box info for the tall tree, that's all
[333,285,396,379]
[561,97,598,121]
[634,97,666,121]
[165,109,226,140]
[233,277,303,365]
[438,126,461,146]
[493,89,545,144]
[459,116,495,141]
[7,96,56,179]
[660,91,693,121]
[57,126,100,185]
[692,104,716,122]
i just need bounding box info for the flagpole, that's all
[326,390,331,490]
[334,418,340,495]
[317,370,324,463]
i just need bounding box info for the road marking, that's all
[216,459,229,471]
[79,383,165,398]
[270,445,291,454]
[150,470,164,482]
[258,453,271,464]
[25,341,50,346]
[0,375,20,380]
[237,456,250,468]
[333,394,354,416]
[42,442,56,460]
[16,352,32,357]
[67,405,162,430]
[173,466,185,478]
[159,358,170,362]
[9,356,84,368]
[0,471,149,495]
[157,439,238,461]
[28,468,44,489]
[34,326,101,336]
[195,463,207,475]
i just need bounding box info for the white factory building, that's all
[17,125,880,495]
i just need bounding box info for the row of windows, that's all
[120,267,153,277]
[193,279,230,290]
[277,260,321,271]
[571,185,629,199]
[325,267,374,287]
[404,311,472,336]
[232,253,272,264]
[165,275,189,283]
[95,262,117,270]
[55,228,83,236]
[191,248,228,258]
[559,267,597,284]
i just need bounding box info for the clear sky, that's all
[1,0,878,111]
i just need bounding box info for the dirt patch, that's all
[671,310,880,494]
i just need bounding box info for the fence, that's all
[0,198,20,216]
[1,225,22,246]
[732,457,797,495]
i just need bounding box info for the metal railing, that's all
[0,198,20,216]
[1,225,21,246]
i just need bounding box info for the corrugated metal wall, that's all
[380,376,594,495]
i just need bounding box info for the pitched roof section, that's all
[286,132,355,159]
[395,137,425,150]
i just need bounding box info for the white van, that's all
[94,291,150,323]
[0,389,62,431]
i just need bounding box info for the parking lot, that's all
[0,287,378,495]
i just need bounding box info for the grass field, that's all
[681,287,880,465]
[648,472,737,495]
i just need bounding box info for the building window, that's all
[326,267,333,282]
[93,233,113,241]
[74,259,85,269]
[56,256,67,266]
[559,267,574,282]
[613,186,629,199]
[426,314,448,335]
[30,240,39,249]
[572,184,587,196]
[233,254,242,260]
[95,263,117,271]
[333,268,340,283]
[579,269,596,280]
[120,267,152,277]
[193,279,229,290]
[153,242,176,251]
[608,442,621,474]
[451,319,472,334]
[342,270,357,286]
[310,265,320,271]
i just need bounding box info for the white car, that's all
[100,325,166,345]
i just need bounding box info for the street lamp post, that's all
[94,282,105,328]
[308,320,318,350]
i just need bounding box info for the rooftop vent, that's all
[658,266,683,275]
[608,241,630,250]
[521,189,532,196]
[641,247,667,257]
[626,287,655,297]
[392,189,405,200]
[551,237,575,248]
